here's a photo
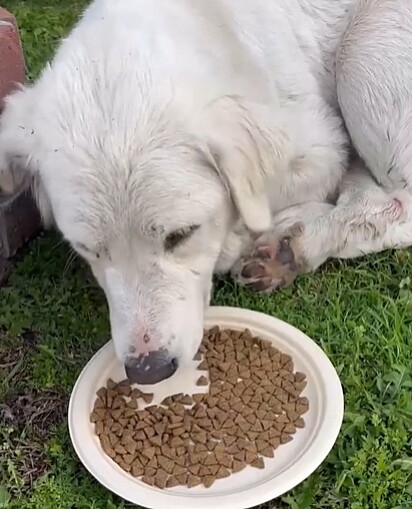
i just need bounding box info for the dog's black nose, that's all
[124,350,178,385]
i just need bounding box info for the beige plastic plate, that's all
[69,306,344,509]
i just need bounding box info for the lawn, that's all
[0,1,411,508]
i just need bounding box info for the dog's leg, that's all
[336,0,412,192]
[232,0,412,292]
[232,162,410,291]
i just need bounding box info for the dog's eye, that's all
[165,225,199,251]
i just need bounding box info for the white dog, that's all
[1,0,412,383]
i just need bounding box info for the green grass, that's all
[1,1,412,508]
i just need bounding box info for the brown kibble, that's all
[295,372,306,382]
[189,464,201,475]
[90,411,103,423]
[158,456,175,474]
[147,456,158,469]
[196,375,208,386]
[296,402,309,415]
[131,464,144,477]
[144,468,156,479]
[176,473,189,485]
[223,435,237,447]
[176,445,186,457]
[127,399,138,410]
[155,469,169,489]
[95,421,104,435]
[269,437,281,449]
[141,475,155,486]
[260,447,274,458]
[220,454,233,469]
[197,360,209,371]
[108,433,119,447]
[167,476,180,488]
[199,465,211,476]
[214,442,226,455]
[170,436,184,448]
[114,444,127,455]
[94,327,309,489]
[118,385,132,397]
[173,464,187,476]
[181,395,193,405]
[142,393,154,404]
[96,387,107,401]
[193,351,202,361]
[216,466,230,479]
[194,443,208,454]
[130,388,142,399]
[187,474,202,488]
[245,450,258,465]
[203,475,216,488]
[142,447,156,460]
[284,423,297,434]
[118,461,132,472]
[94,398,104,409]
[150,435,163,447]
[232,460,246,473]
[123,454,136,465]
[192,431,207,444]
[251,457,265,469]
[107,378,117,390]
[161,396,173,407]
[204,453,218,466]
[145,427,156,438]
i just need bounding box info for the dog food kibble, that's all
[90,328,309,489]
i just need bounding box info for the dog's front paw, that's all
[231,226,306,292]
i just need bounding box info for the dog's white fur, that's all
[1,0,412,369]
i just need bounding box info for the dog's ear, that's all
[198,95,290,233]
[0,88,54,227]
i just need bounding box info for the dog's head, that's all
[0,77,289,384]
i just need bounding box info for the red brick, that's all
[0,7,25,109]
[0,189,41,258]
[0,256,13,285]
[0,8,40,262]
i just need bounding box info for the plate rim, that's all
[69,306,344,509]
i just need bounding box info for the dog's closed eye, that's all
[165,225,200,251]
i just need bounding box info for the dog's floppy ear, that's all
[0,88,54,227]
[198,95,290,233]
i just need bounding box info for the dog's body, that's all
[1,0,412,382]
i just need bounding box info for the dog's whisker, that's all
[63,248,79,278]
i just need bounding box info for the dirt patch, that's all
[1,388,67,436]
[0,434,50,491]
[0,388,68,495]
[0,332,40,390]
[0,344,24,370]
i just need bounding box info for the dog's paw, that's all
[231,225,306,292]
